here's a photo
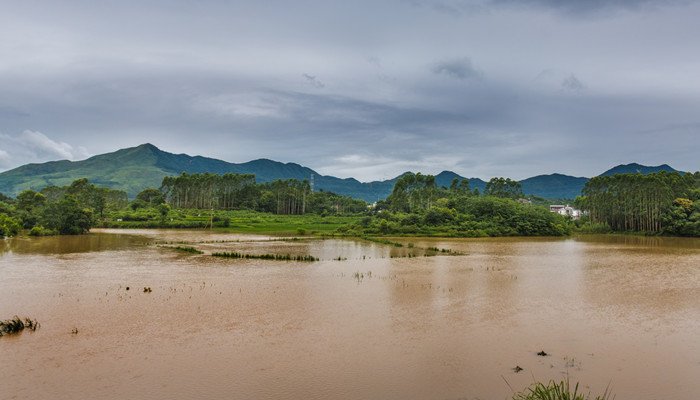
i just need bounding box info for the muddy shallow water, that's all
[1,230,699,399]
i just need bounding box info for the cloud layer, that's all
[0,0,698,181]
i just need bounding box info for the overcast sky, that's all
[1,0,698,181]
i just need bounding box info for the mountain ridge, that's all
[0,143,687,201]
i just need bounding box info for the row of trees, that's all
[161,172,257,210]
[349,173,569,237]
[158,172,366,215]
[577,171,699,235]
[0,179,128,236]
[383,174,524,214]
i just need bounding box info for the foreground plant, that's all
[0,316,40,336]
[512,379,613,400]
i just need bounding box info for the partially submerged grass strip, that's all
[212,252,317,261]
[512,379,613,400]
[361,237,463,255]
[426,246,457,254]
[361,237,404,247]
[158,245,203,254]
[0,316,40,336]
[172,246,203,254]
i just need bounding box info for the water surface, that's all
[1,230,699,399]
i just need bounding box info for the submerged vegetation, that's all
[0,316,39,336]
[212,251,317,261]
[168,246,204,254]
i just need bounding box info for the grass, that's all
[0,316,39,336]
[511,379,613,400]
[172,246,203,254]
[212,251,317,261]
[101,209,361,235]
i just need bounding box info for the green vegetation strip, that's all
[0,316,39,336]
[360,237,462,255]
[212,251,317,261]
[157,245,204,254]
[172,246,203,254]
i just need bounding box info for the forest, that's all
[0,178,127,236]
[577,170,700,236]
[159,172,367,215]
[337,173,573,237]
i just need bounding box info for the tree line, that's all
[159,172,366,215]
[0,178,128,236]
[342,173,568,237]
[577,171,700,236]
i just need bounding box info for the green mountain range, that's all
[0,143,683,201]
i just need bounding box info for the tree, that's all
[484,177,523,199]
[16,190,46,212]
[136,188,165,207]
[0,213,22,237]
[41,195,93,235]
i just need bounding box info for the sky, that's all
[1,0,699,182]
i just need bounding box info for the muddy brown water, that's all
[1,229,699,399]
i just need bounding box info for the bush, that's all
[28,226,56,236]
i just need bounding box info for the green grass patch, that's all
[101,209,361,235]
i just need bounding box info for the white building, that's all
[550,204,582,219]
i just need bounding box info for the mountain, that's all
[0,143,688,202]
[599,163,680,177]
[520,173,589,200]
[0,143,483,201]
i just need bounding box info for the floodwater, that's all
[1,230,699,400]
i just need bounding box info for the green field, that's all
[98,209,360,236]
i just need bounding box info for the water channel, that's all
[1,229,699,399]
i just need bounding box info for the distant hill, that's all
[0,144,688,202]
[598,163,681,177]
[520,173,590,200]
[0,143,487,201]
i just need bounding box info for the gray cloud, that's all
[492,0,681,14]
[0,0,698,180]
[431,58,482,80]
[302,74,325,89]
[562,74,586,91]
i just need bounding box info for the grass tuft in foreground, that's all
[0,316,40,336]
[512,379,613,400]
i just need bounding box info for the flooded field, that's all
[1,229,699,399]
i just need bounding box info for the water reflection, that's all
[0,232,147,255]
